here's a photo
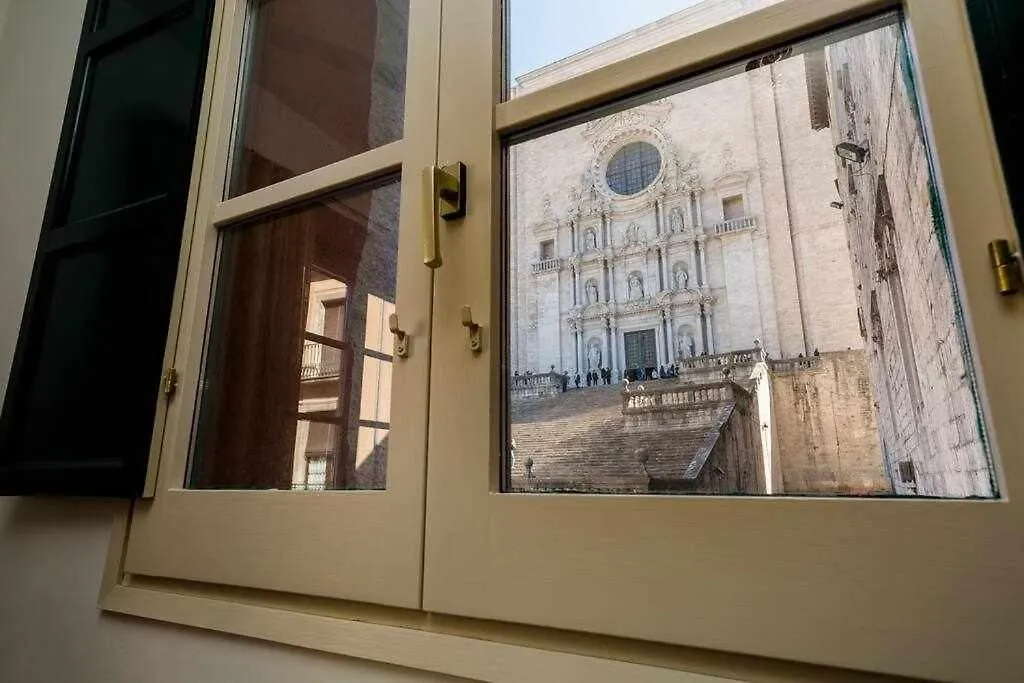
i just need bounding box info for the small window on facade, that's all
[898,460,917,485]
[722,194,745,221]
[539,239,555,260]
[605,141,661,195]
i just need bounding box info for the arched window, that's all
[605,141,661,195]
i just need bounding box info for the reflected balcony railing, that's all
[301,341,343,380]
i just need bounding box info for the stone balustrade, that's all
[768,356,821,373]
[676,348,763,371]
[530,258,562,274]
[511,370,566,399]
[622,380,738,414]
[712,215,757,235]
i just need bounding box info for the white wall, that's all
[0,2,456,681]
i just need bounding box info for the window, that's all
[605,141,661,195]
[721,194,745,221]
[107,0,1024,679]
[539,239,554,260]
[897,459,917,485]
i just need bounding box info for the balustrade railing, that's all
[511,370,564,389]
[531,257,562,274]
[676,348,763,371]
[713,215,757,235]
[301,341,343,380]
[767,356,820,373]
[623,381,735,413]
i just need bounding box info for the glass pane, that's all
[505,0,781,99]
[227,0,409,197]
[191,180,400,490]
[504,14,998,498]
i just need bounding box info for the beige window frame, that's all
[117,0,442,609]
[104,0,1024,680]
[424,0,1023,680]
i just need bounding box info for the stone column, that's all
[665,309,676,364]
[689,191,702,233]
[657,247,667,292]
[575,329,584,374]
[706,307,717,354]
[609,319,620,379]
[607,258,617,303]
[700,306,709,355]
[696,235,710,288]
[572,264,581,306]
[602,318,611,378]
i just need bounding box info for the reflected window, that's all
[191,180,400,491]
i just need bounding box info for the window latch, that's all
[460,305,482,354]
[388,314,410,358]
[423,162,467,269]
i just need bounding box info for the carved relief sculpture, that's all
[627,272,644,300]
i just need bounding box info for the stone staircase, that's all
[509,380,737,493]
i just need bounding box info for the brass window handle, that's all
[423,162,466,268]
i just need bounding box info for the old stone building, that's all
[508,1,862,380]
[507,3,994,499]
[824,22,995,497]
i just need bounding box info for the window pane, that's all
[504,15,997,498]
[227,0,409,197]
[505,0,781,99]
[191,180,400,490]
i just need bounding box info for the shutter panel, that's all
[0,0,215,496]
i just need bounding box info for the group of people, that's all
[575,368,614,387]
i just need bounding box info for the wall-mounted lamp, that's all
[835,141,870,164]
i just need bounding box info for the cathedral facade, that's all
[509,11,863,378]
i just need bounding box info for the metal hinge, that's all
[162,367,179,398]
[988,239,1023,295]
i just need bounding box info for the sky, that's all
[507,0,706,82]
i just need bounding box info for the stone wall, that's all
[769,351,889,495]
[826,23,995,497]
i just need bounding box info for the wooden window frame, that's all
[102,0,1024,680]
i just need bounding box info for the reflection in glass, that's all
[191,181,400,490]
[228,0,409,197]
[505,14,997,498]
[505,0,782,99]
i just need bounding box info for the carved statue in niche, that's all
[673,263,689,290]
[585,279,599,305]
[587,338,602,370]
[542,193,554,221]
[676,331,697,358]
[584,228,598,251]
[670,206,685,233]
[627,272,644,300]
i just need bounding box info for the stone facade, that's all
[764,352,890,495]
[825,24,995,497]
[509,2,862,382]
